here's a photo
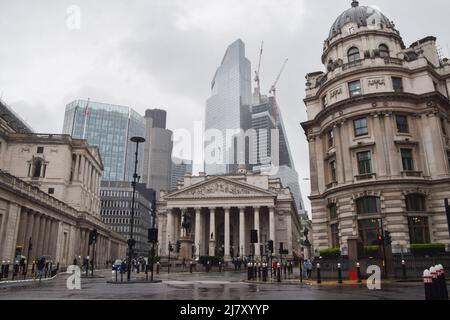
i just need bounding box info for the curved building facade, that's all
[302,1,450,254]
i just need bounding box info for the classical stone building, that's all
[157,172,302,262]
[0,99,126,266]
[301,1,450,254]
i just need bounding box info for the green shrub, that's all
[364,246,380,252]
[319,248,340,258]
[410,243,445,250]
[411,243,446,256]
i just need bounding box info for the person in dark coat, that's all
[37,257,46,281]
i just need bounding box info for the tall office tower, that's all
[170,158,193,191]
[251,94,306,214]
[63,99,145,182]
[142,109,173,195]
[205,39,252,175]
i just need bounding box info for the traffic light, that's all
[89,229,98,245]
[279,242,284,254]
[377,234,383,246]
[250,230,258,244]
[168,243,174,252]
[267,240,274,253]
[148,228,158,243]
[176,240,181,253]
[384,231,392,245]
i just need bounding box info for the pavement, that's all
[0,269,444,300]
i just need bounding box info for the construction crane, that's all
[254,41,264,92]
[269,58,288,97]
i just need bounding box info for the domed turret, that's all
[327,1,395,42]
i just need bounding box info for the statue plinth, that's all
[209,239,216,256]
[179,236,194,261]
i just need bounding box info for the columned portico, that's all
[157,175,303,265]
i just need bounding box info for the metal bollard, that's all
[356,262,362,284]
[0,261,4,281]
[247,263,252,281]
[423,269,433,300]
[219,262,222,273]
[115,269,118,282]
[439,264,449,300]
[190,261,193,274]
[277,263,281,282]
[258,264,262,280]
[429,266,439,300]
[435,265,445,300]
[337,263,342,284]
[262,263,267,282]
[156,262,160,274]
[316,263,321,284]
[402,260,407,280]
[5,261,10,279]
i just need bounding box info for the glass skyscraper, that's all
[251,95,305,214]
[205,39,252,175]
[62,99,145,181]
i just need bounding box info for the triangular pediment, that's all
[166,176,276,199]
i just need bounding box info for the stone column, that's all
[74,154,80,181]
[42,218,51,255]
[269,207,275,242]
[16,208,28,250]
[254,207,260,257]
[24,211,35,251]
[224,207,231,261]
[31,214,42,260]
[194,208,202,258]
[167,209,174,249]
[209,208,216,256]
[239,207,245,257]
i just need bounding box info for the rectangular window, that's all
[354,118,368,136]
[328,129,334,148]
[330,161,337,182]
[401,148,414,171]
[396,115,409,133]
[348,80,362,97]
[392,77,403,92]
[37,147,44,154]
[48,188,55,194]
[357,151,372,175]
[358,218,382,246]
[329,203,338,220]
[331,223,339,248]
[408,217,430,244]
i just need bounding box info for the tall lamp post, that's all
[127,136,145,282]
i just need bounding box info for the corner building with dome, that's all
[301,1,450,254]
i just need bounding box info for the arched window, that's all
[32,159,43,178]
[379,44,390,58]
[405,194,426,212]
[348,47,360,63]
[356,196,381,214]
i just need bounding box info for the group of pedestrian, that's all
[303,259,313,279]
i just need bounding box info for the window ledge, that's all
[326,181,338,189]
[349,141,375,150]
[355,173,376,181]
[401,171,423,178]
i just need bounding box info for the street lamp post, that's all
[127,136,145,282]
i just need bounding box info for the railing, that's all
[342,59,363,71]
[0,169,78,218]
[401,171,423,178]
[355,173,376,181]
[384,57,404,66]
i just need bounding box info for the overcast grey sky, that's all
[1,0,449,214]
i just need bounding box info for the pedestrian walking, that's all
[36,257,46,281]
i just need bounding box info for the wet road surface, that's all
[0,270,434,300]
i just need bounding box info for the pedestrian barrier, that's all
[423,264,449,300]
[316,263,321,284]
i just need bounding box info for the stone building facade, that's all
[157,172,302,262]
[301,1,450,254]
[0,100,126,266]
